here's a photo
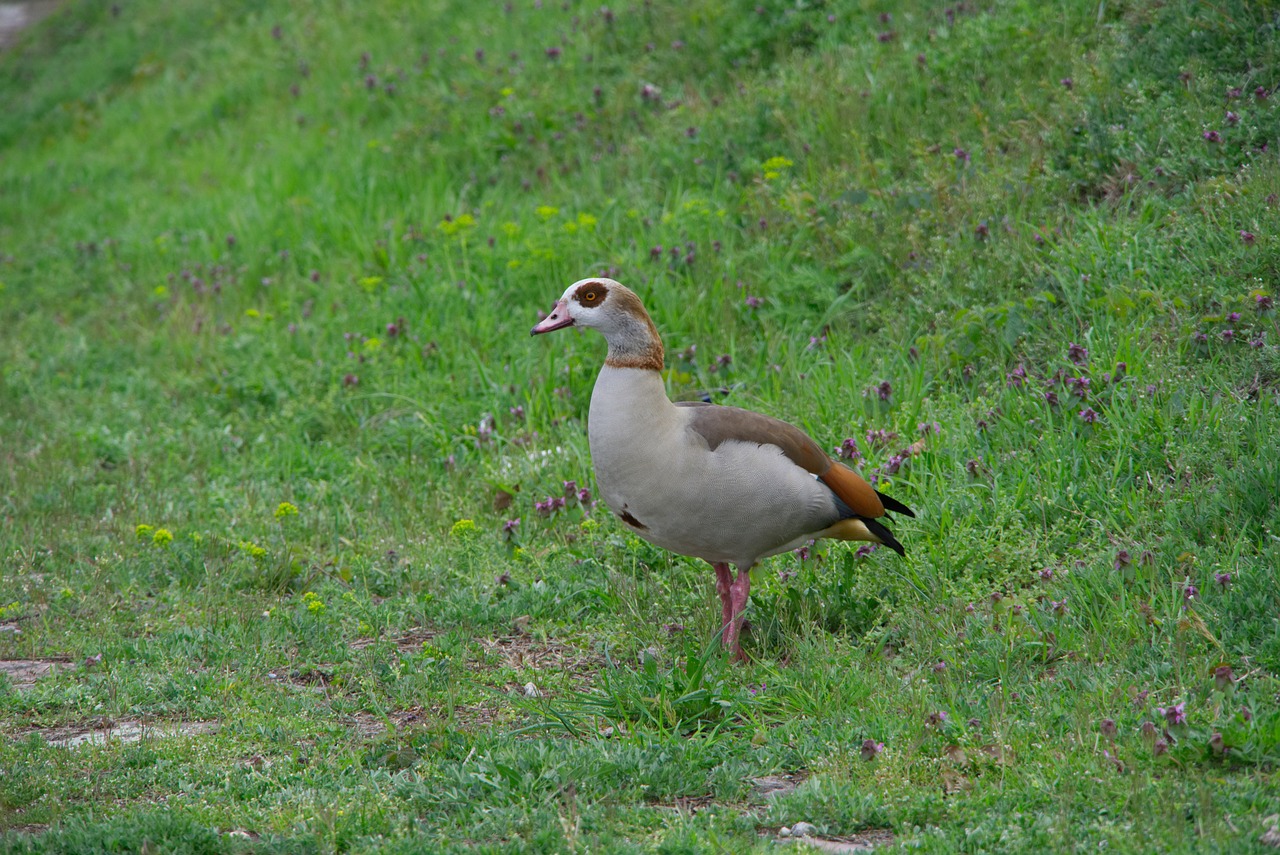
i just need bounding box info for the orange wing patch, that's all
[818,462,885,518]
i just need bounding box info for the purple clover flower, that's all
[877,381,892,401]
[1078,406,1100,424]
[1203,130,1222,143]
[1160,702,1187,726]
[1067,342,1089,364]
[860,739,884,761]
[866,429,898,449]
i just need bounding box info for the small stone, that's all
[523,682,541,698]
[789,821,818,837]
[1261,819,1280,848]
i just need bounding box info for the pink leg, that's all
[713,562,733,648]
[723,567,752,663]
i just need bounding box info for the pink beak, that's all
[530,299,574,335]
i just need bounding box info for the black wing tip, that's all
[876,490,916,518]
[861,516,907,557]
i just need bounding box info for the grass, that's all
[1,0,1278,851]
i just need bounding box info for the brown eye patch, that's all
[574,281,609,306]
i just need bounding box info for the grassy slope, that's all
[1,0,1278,851]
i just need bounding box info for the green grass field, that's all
[2,0,1279,851]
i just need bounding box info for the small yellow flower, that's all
[562,221,579,234]
[302,591,326,614]
[581,518,599,533]
[450,519,478,538]
[577,213,598,231]
[188,532,204,545]
[500,221,521,237]
[359,276,384,293]
[274,501,299,519]
[438,214,477,237]
[0,602,20,620]
[238,540,268,559]
[135,524,154,542]
[500,87,514,98]
[363,337,382,352]
[244,308,261,318]
[152,528,173,547]
[762,155,794,172]
[535,205,559,221]
[153,285,169,298]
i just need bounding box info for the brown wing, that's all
[677,402,886,518]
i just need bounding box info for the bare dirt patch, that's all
[477,634,606,690]
[750,771,810,802]
[2,824,49,836]
[768,828,895,853]
[33,719,219,749]
[348,707,427,739]
[349,628,437,652]
[0,658,70,690]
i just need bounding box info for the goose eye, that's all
[582,290,597,302]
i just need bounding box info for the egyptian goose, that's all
[531,278,914,662]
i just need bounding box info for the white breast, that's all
[587,366,840,567]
